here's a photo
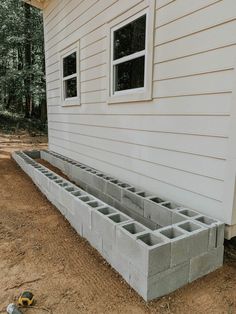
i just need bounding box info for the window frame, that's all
[108,2,155,104]
[60,43,80,107]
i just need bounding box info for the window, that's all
[113,15,146,92]
[109,6,154,104]
[61,44,80,106]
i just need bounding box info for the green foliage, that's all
[0,0,46,126]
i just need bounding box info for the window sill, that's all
[108,92,152,104]
[61,98,81,107]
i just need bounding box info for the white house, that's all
[25,0,236,239]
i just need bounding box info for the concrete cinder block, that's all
[86,185,103,200]
[83,224,103,252]
[193,215,218,250]
[93,173,107,193]
[144,197,173,227]
[24,150,41,159]
[92,210,132,260]
[147,262,190,300]
[71,195,95,232]
[177,221,209,258]
[106,179,123,202]
[129,262,190,301]
[117,203,159,230]
[172,208,199,224]
[122,188,146,216]
[110,249,130,283]
[189,246,224,282]
[157,225,190,267]
[117,227,171,277]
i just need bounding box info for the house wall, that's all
[43,0,236,225]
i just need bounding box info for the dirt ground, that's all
[0,132,236,314]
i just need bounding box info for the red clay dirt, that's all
[0,132,236,314]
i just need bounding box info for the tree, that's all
[0,0,46,121]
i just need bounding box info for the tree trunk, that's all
[24,3,32,118]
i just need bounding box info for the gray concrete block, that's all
[216,222,225,247]
[92,210,131,256]
[157,226,190,267]
[177,221,209,258]
[117,227,171,277]
[193,215,218,249]
[147,262,190,301]
[93,173,107,193]
[122,188,145,216]
[86,185,103,200]
[172,210,189,224]
[25,150,41,159]
[129,262,189,301]
[71,195,95,231]
[115,203,158,230]
[83,224,103,252]
[106,180,123,202]
[144,197,172,227]
[189,246,224,282]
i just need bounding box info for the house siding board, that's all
[44,0,236,225]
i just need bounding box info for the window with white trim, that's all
[61,44,80,106]
[109,8,155,103]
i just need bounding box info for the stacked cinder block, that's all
[12,151,224,301]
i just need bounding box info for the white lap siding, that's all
[43,0,236,225]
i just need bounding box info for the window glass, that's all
[114,56,145,91]
[64,77,77,98]
[113,15,146,60]
[63,52,77,77]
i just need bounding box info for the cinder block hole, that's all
[162,202,178,209]
[118,183,130,188]
[104,176,113,181]
[195,216,216,225]
[108,214,129,223]
[66,187,75,192]
[136,191,147,197]
[122,222,145,234]
[87,201,103,208]
[45,173,53,177]
[138,233,164,246]
[60,183,69,187]
[178,221,201,232]
[110,179,120,185]
[49,176,58,180]
[179,209,198,217]
[150,197,164,204]
[160,227,184,239]
[55,179,63,184]
[79,166,86,169]
[97,207,116,215]
[79,195,93,202]
[96,173,104,177]
[72,191,82,197]
[86,169,92,172]
[127,187,136,192]
[91,170,97,174]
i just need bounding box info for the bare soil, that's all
[0,132,236,314]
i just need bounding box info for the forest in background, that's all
[0,0,46,133]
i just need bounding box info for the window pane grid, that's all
[111,13,147,95]
[62,51,78,100]
[112,49,145,66]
